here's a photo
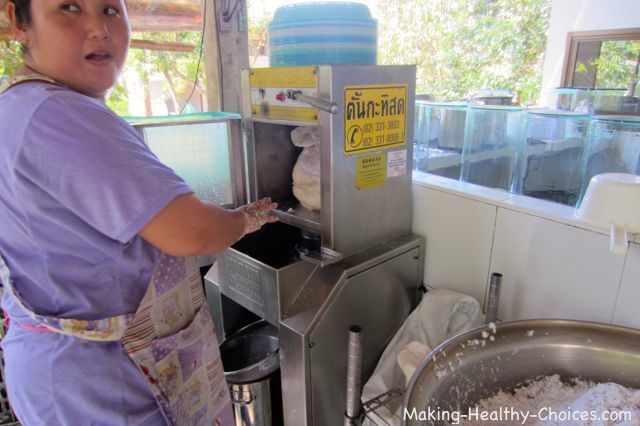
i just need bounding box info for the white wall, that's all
[411,173,640,330]
[540,0,640,96]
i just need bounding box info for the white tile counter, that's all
[411,171,639,329]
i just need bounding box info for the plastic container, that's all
[579,115,640,203]
[414,101,467,179]
[460,105,524,191]
[512,109,591,206]
[220,320,281,426]
[267,2,377,67]
[575,173,640,254]
[472,89,515,106]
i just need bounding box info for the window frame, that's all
[562,27,640,89]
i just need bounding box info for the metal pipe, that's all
[291,92,339,114]
[344,325,363,426]
[485,272,502,324]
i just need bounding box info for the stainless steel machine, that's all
[204,64,425,425]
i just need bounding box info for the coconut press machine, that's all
[204,64,425,425]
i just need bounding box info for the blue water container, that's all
[268,2,377,67]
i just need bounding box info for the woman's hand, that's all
[140,194,279,257]
[236,198,279,236]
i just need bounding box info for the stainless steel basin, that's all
[403,319,640,425]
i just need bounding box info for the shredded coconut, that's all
[457,374,640,425]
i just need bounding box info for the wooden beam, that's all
[0,27,13,41]
[128,16,202,32]
[203,0,222,111]
[1,29,195,52]
[130,39,195,52]
[0,0,203,33]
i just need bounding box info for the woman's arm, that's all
[139,194,277,256]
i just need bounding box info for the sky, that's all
[247,0,380,20]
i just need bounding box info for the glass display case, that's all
[546,87,636,115]
[513,109,591,206]
[414,101,467,179]
[460,105,524,191]
[125,112,245,208]
[580,115,640,204]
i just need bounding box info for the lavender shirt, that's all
[0,82,192,425]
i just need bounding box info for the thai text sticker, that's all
[356,153,387,190]
[387,149,407,177]
[344,84,408,155]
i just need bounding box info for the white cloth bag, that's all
[291,126,321,210]
[361,288,483,424]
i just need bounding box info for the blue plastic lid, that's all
[268,2,377,67]
[270,2,374,23]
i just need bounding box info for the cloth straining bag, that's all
[361,289,483,424]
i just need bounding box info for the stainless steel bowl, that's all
[403,319,640,425]
[220,320,280,384]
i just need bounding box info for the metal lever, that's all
[291,91,339,114]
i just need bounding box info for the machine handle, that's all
[291,91,339,114]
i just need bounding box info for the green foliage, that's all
[247,0,271,66]
[374,0,551,105]
[0,32,203,115]
[592,40,640,94]
[105,82,130,115]
[116,31,204,114]
[0,40,22,82]
[3,0,553,107]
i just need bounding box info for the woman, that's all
[0,0,276,424]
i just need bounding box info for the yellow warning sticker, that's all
[356,153,387,190]
[251,105,319,123]
[250,67,318,88]
[344,84,408,155]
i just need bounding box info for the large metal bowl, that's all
[403,319,640,425]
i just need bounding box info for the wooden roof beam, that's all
[1,28,195,52]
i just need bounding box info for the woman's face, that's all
[15,0,130,100]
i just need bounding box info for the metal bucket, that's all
[403,319,640,425]
[220,320,280,426]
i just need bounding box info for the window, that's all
[563,28,640,95]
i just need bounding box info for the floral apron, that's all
[1,74,231,426]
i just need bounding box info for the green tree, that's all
[124,31,205,115]
[1,40,22,83]
[246,0,271,67]
[1,32,203,116]
[374,0,551,105]
[106,82,130,116]
[591,40,640,95]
